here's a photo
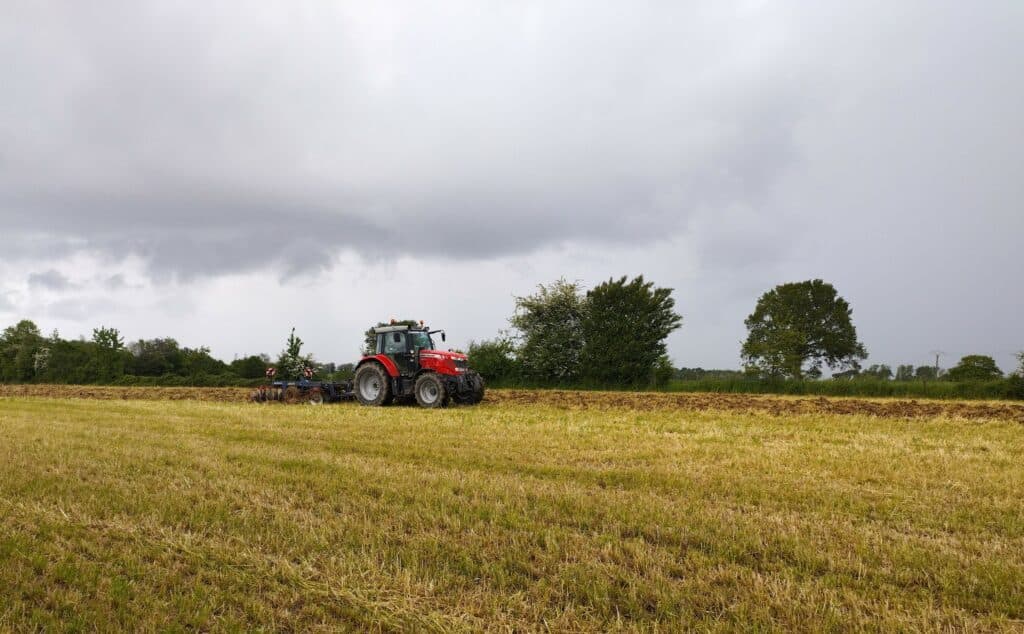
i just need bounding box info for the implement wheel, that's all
[308,388,324,405]
[283,386,302,405]
[414,373,449,409]
[355,363,392,406]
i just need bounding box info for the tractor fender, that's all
[357,355,399,378]
[412,368,441,383]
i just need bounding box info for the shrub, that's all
[467,336,520,384]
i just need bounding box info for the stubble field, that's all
[1,387,1022,631]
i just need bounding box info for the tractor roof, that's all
[373,325,428,334]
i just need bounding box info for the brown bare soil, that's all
[485,389,1024,424]
[0,384,251,402]
[1,383,1021,422]
[487,389,1024,423]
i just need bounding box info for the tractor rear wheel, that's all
[355,363,392,406]
[414,373,449,408]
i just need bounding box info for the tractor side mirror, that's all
[441,332,446,342]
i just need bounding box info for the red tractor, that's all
[354,324,484,408]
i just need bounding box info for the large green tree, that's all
[92,326,127,382]
[580,276,682,386]
[36,340,101,384]
[945,355,1003,381]
[127,338,184,376]
[741,280,867,379]
[510,279,587,382]
[0,319,44,381]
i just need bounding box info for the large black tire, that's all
[355,363,392,406]
[414,373,449,408]
[469,373,485,404]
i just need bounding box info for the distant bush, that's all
[1005,375,1024,400]
[467,336,521,385]
[674,367,746,381]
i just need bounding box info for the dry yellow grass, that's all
[1,395,1022,631]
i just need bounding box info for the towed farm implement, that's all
[251,322,485,408]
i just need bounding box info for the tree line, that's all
[467,277,1024,397]
[2,275,1021,397]
[0,321,349,386]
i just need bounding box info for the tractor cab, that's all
[373,325,444,374]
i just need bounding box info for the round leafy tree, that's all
[510,279,587,382]
[580,276,682,386]
[945,355,1003,381]
[742,279,867,379]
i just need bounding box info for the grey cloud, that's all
[43,298,103,321]
[0,2,812,279]
[0,1,1021,374]
[28,269,74,291]
[103,274,126,290]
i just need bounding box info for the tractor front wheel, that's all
[414,373,449,409]
[468,373,485,404]
[355,363,392,406]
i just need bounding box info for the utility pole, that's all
[929,350,945,379]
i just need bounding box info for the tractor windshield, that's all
[409,331,433,350]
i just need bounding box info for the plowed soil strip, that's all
[1,384,1021,422]
[0,384,250,402]
[489,389,1024,422]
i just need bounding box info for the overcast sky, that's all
[1,1,1021,372]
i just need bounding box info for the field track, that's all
[1,383,1022,422]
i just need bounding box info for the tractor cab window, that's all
[410,331,433,351]
[384,331,406,354]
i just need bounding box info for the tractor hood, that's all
[417,349,469,375]
[419,349,467,362]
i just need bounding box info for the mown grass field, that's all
[1,393,1023,631]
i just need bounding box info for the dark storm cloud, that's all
[0,1,813,279]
